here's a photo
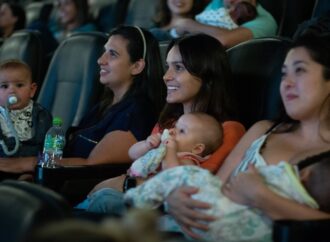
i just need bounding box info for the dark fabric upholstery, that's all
[227,37,291,129]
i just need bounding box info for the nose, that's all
[282,74,295,89]
[163,68,173,83]
[97,52,107,66]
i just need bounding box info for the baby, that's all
[0,59,52,157]
[128,112,223,178]
[195,1,257,30]
[125,149,330,242]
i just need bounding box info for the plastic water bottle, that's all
[42,117,66,168]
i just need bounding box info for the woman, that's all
[150,0,207,41]
[59,25,166,165]
[0,1,26,39]
[50,0,97,42]
[80,33,245,214]
[166,33,330,239]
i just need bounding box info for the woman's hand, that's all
[222,165,267,207]
[166,186,216,239]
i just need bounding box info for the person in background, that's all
[165,33,330,239]
[173,0,277,48]
[195,1,257,30]
[50,0,97,42]
[150,0,207,41]
[0,59,52,178]
[0,1,26,39]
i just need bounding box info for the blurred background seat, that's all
[273,219,330,242]
[0,30,45,98]
[123,0,157,28]
[37,32,107,132]
[227,37,291,129]
[0,180,71,242]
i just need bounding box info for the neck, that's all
[183,102,192,114]
[65,21,80,31]
[111,82,132,105]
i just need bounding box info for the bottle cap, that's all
[53,117,63,126]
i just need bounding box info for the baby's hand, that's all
[165,136,177,150]
[145,133,161,149]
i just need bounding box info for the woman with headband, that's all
[56,25,166,166]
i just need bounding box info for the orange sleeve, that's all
[151,123,161,134]
[200,121,245,174]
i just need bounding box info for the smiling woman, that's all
[50,0,97,42]
[59,26,166,165]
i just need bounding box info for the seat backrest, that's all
[25,1,53,27]
[124,0,158,28]
[312,0,330,18]
[0,30,45,96]
[37,32,107,132]
[0,180,71,242]
[259,0,287,34]
[279,0,316,37]
[273,219,330,242]
[91,0,121,32]
[227,37,291,129]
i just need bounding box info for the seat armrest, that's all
[36,163,130,206]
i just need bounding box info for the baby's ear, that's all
[192,143,205,156]
[30,82,38,98]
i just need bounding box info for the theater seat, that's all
[227,37,291,129]
[273,219,330,242]
[37,32,107,132]
[0,30,45,97]
[0,180,71,242]
[124,0,158,28]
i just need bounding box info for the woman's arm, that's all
[0,156,37,173]
[174,18,253,48]
[223,165,330,220]
[58,130,137,166]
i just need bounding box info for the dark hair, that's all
[99,25,166,118]
[301,150,330,213]
[55,0,92,27]
[159,33,235,129]
[153,0,207,27]
[1,1,26,31]
[235,1,257,25]
[273,34,330,136]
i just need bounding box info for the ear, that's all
[30,82,37,98]
[130,59,145,76]
[192,143,205,156]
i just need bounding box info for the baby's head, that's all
[0,59,36,110]
[229,1,257,25]
[299,151,330,213]
[170,112,223,157]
